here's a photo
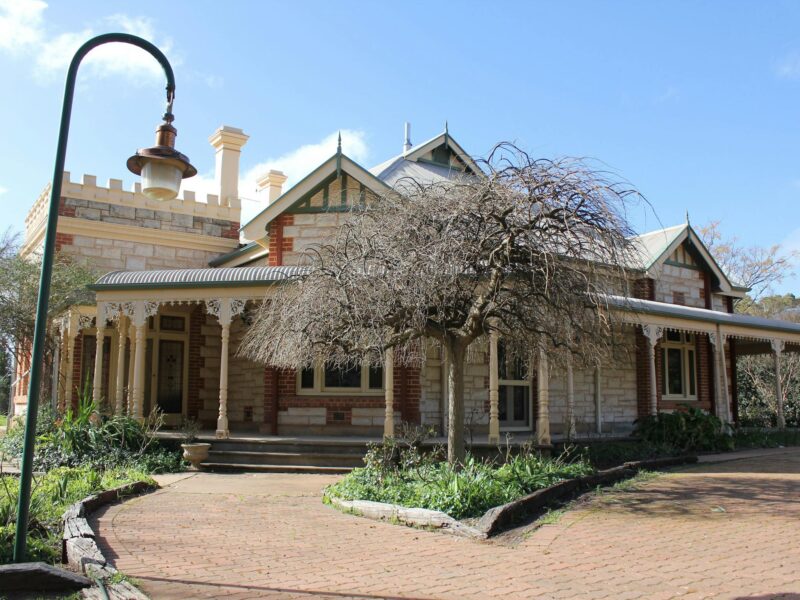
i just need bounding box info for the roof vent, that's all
[403,122,412,153]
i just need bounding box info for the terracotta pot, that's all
[181,443,211,469]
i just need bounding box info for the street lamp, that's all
[13,32,195,562]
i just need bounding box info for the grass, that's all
[0,414,6,428]
[0,465,154,564]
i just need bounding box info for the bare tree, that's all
[240,145,642,463]
[698,221,797,301]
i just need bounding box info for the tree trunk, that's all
[445,339,466,464]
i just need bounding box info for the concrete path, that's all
[92,449,800,599]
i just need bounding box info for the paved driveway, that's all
[92,449,800,599]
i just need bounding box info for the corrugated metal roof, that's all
[629,224,686,271]
[92,266,308,289]
[611,295,800,336]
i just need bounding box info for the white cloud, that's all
[775,52,800,80]
[0,1,184,84]
[0,185,7,196]
[0,0,46,51]
[182,129,370,225]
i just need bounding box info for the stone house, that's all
[11,125,800,445]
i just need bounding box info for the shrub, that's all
[0,394,183,474]
[560,440,681,469]
[0,465,153,564]
[326,441,593,520]
[633,405,733,452]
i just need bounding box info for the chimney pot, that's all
[257,169,288,203]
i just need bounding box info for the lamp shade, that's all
[127,120,197,201]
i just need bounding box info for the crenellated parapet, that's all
[22,170,241,260]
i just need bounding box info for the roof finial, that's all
[403,122,412,153]
[444,120,449,134]
[685,210,690,226]
[444,120,449,150]
[337,131,342,154]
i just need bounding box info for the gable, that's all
[641,224,746,297]
[240,153,390,243]
[288,171,373,214]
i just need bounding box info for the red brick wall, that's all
[264,362,422,429]
[267,214,294,266]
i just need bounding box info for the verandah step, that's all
[200,462,353,474]
[206,449,365,467]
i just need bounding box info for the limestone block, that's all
[110,205,135,219]
[125,256,146,270]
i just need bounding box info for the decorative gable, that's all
[288,172,373,214]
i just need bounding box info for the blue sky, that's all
[2,0,800,291]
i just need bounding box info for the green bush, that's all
[0,395,183,474]
[0,466,153,564]
[326,441,593,520]
[633,405,733,452]
[561,440,682,469]
[732,428,800,449]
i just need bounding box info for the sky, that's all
[2,0,800,292]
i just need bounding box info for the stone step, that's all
[200,462,353,475]
[207,450,365,468]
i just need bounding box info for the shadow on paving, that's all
[134,575,438,600]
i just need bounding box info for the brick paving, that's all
[92,449,800,599]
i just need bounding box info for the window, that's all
[498,341,531,428]
[298,362,384,394]
[662,331,697,400]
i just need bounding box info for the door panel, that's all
[157,340,184,414]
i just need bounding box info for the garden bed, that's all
[326,450,696,538]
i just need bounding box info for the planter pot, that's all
[181,443,211,469]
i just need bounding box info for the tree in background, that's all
[241,145,641,463]
[699,222,799,427]
[0,230,96,409]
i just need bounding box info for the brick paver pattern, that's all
[92,450,800,599]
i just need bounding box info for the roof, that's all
[370,130,483,188]
[630,224,686,271]
[612,295,800,336]
[208,241,267,268]
[91,266,307,290]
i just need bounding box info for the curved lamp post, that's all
[14,33,196,562]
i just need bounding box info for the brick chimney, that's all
[209,126,249,207]
[256,169,288,203]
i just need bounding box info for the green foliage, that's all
[326,440,593,520]
[0,393,183,474]
[633,405,734,452]
[561,440,681,469]
[732,428,800,448]
[0,465,152,564]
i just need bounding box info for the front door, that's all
[157,340,184,415]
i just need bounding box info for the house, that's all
[11,124,800,445]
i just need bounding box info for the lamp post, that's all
[13,33,196,562]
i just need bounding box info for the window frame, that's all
[297,361,385,395]
[661,331,698,401]
[497,341,533,430]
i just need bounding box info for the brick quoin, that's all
[187,305,203,420]
[71,333,83,410]
[634,277,656,418]
[268,214,294,266]
[57,197,75,218]
[55,233,74,252]
[221,222,240,240]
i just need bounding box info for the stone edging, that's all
[328,455,698,539]
[62,479,158,598]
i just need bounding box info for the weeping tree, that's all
[240,145,641,463]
